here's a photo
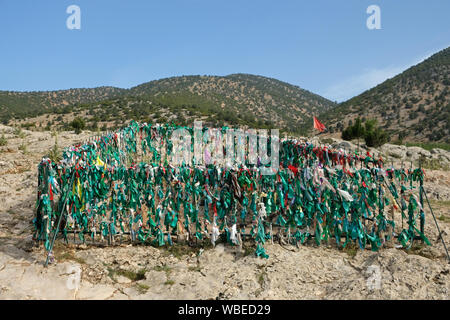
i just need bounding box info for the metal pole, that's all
[422,186,450,262]
[270,223,273,245]
[419,160,425,240]
[108,224,111,245]
[44,170,76,267]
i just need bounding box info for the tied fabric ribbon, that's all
[34,121,429,258]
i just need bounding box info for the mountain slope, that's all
[321,47,450,143]
[0,86,126,121]
[128,74,334,132]
[1,74,336,135]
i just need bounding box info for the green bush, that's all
[363,119,389,147]
[341,118,388,147]
[48,134,62,162]
[341,117,365,141]
[71,117,86,134]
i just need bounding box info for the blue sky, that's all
[0,0,449,102]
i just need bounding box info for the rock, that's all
[430,148,447,155]
[0,161,12,169]
[122,286,142,298]
[0,261,79,299]
[332,141,355,151]
[381,144,406,159]
[420,150,431,157]
[142,270,167,286]
[76,281,116,300]
[116,275,132,284]
[407,146,431,159]
[438,153,450,162]
[107,292,129,300]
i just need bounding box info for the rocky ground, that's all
[0,125,449,300]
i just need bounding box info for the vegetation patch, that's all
[341,118,388,147]
[405,142,450,152]
[161,241,213,260]
[257,269,267,287]
[418,158,449,171]
[430,199,450,207]
[188,265,202,272]
[153,265,172,276]
[0,134,7,146]
[135,283,150,294]
[18,143,28,153]
[242,243,256,257]
[58,252,87,265]
[401,243,435,260]
[154,264,176,285]
[108,267,147,282]
[342,242,358,258]
[47,133,62,162]
[319,138,334,145]
[71,117,86,134]
[52,244,86,265]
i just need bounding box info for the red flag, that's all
[313,116,326,132]
[288,165,298,176]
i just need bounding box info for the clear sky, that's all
[0,0,449,102]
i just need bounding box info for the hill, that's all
[0,74,336,135]
[0,87,125,121]
[321,47,450,143]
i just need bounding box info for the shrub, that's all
[341,118,388,147]
[48,134,62,162]
[71,117,86,134]
[364,119,389,147]
[341,117,365,141]
[19,143,27,153]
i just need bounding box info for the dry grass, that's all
[401,243,435,260]
[52,243,87,265]
[188,265,202,272]
[135,283,150,294]
[342,242,359,258]
[107,267,147,282]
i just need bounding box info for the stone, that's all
[116,275,132,284]
[332,141,355,151]
[76,281,116,300]
[107,292,129,300]
[407,146,431,158]
[381,144,406,159]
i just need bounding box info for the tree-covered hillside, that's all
[321,47,450,143]
[1,74,336,135]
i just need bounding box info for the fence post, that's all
[44,170,76,267]
[419,159,425,242]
